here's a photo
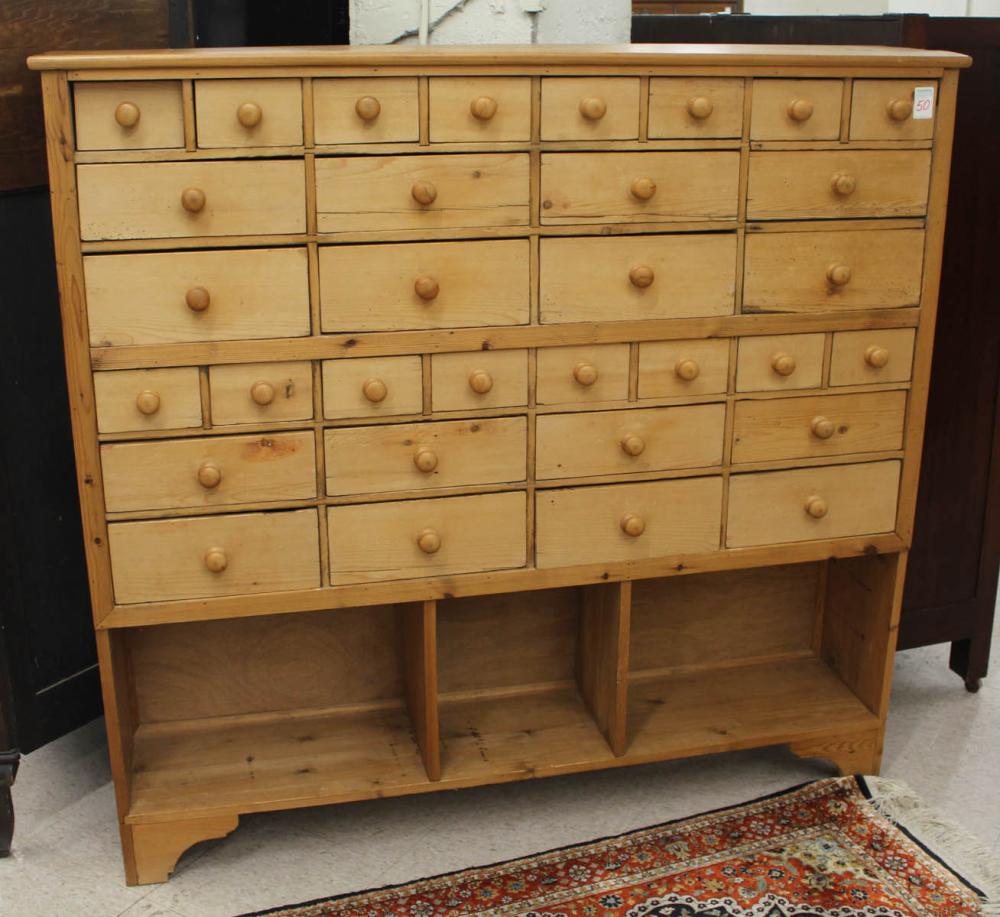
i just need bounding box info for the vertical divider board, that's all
[396,599,441,781]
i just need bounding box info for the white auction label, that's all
[912,85,935,120]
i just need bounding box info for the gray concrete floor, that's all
[1,629,997,917]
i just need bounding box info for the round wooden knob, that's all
[865,344,890,369]
[810,416,836,440]
[355,96,381,121]
[787,98,814,122]
[620,433,645,457]
[237,101,263,128]
[411,180,437,205]
[181,187,206,213]
[185,286,211,312]
[114,101,141,128]
[687,96,714,120]
[573,362,598,387]
[620,513,645,537]
[629,265,655,289]
[470,96,498,121]
[250,380,275,406]
[197,460,222,489]
[414,275,439,302]
[675,358,700,381]
[579,97,607,121]
[204,547,228,573]
[135,390,160,415]
[416,528,441,554]
[413,447,438,473]
[830,172,857,196]
[887,97,913,122]
[826,263,852,286]
[362,377,387,403]
[630,177,657,201]
[805,496,829,519]
[771,352,797,377]
[468,369,493,394]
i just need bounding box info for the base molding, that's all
[123,814,240,885]
[789,729,883,776]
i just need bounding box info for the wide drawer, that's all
[101,431,316,513]
[429,77,531,142]
[726,461,901,548]
[648,77,744,139]
[209,362,314,425]
[322,356,423,419]
[540,234,737,323]
[314,153,530,233]
[850,79,937,141]
[749,79,843,141]
[77,161,307,240]
[194,78,303,148]
[536,404,725,480]
[328,491,526,584]
[747,150,931,220]
[536,343,630,406]
[313,77,419,144]
[540,77,640,141]
[430,350,528,412]
[109,509,320,603]
[536,476,723,569]
[318,239,529,332]
[830,329,916,387]
[325,416,527,496]
[74,81,184,151]
[736,334,825,393]
[731,391,907,464]
[743,229,925,312]
[94,367,202,434]
[638,339,730,400]
[84,247,310,346]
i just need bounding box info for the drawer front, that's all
[322,356,423,419]
[540,151,740,225]
[850,80,937,141]
[536,476,723,569]
[315,153,530,233]
[747,150,931,221]
[74,81,184,151]
[743,229,925,313]
[726,460,901,548]
[328,491,526,584]
[536,404,725,481]
[731,391,907,464]
[209,362,314,425]
[540,234,736,324]
[109,509,320,603]
[749,79,842,141]
[101,431,316,513]
[536,343,630,406]
[736,334,825,393]
[78,161,306,241]
[94,367,202,434]
[195,78,303,148]
[325,416,527,496]
[84,248,310,346]
[430,350,528,412]
[638,339,730,400]
[648,77,744,139]
[541,78,640,141]
[830,329,916,387]
[319,239,530,332]
[429,77,531,142]
[313,77,419,145]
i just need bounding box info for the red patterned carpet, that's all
[245,776,992,917]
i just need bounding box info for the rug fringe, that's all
[864,777,1000,914]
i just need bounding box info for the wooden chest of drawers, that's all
[29,43,968,885]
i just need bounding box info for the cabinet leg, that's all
[789,729,882,777]
[122,814,239,885]
[0,750,19,858]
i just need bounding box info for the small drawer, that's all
[749,79,842,141]
[648,77,744,139]
[430,350,528,412]
[328,491,526,585]
[315,153,530,233]
[536,344,630,406]
[536,404,725,481]
[429,77,531,142]
[195,78,303,148]
[541,78,640,141]
[318,239,529,332]
[830,329,916,387]
[322,356,422,420]
[101,431,316,513]
[638,339,730,400]
[535,476,723,569]
[743,229,925,313]
[74,81,184,151]
[540,151,739,225]
[726,460,901,548]
[84,248,310,346]
[77,161,307,241]
[326,416,526,497]
[747,150,931,221]
[736,334,826,393]
[313,77,419,145]
[850,80,937,141]
[731,391,907,465]
[209,362,314,426]
[94,367,202,434]
[540,234,736,324]
[109,509,320,603]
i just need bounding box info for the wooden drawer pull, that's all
[413,447,438,473]
[579,97,607,121]
[805,495,829,519]
[826,263,852,286]
[629,264,655,289]
[355,96,381,121]
[181,187,206,213]
[865,344,891,368]
[470,96,498,121]
[250,380,275,406]
[135,390,161,415]
[114,101,141,128]
[787,98,814,122]
[675,358,700,381]
[771,352,797,377]
[416,528,441,554]
[830,172,857,196]
[237,101,263,128]
[185,286,211,312]
[197,460,223,489]
[204,547,228,573]
[687,96,714,119]
[620,433,645,457]
[810,416,836,440]
[414,275,440,301]
[361,377,388,403]
[468,369,493,394]
[620,512,645,537]
[630,177,657,201]
[411,180,438,205]
[887,97,913,121]
[572,361,598,386]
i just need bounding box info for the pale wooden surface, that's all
[398,600,441,781]
[313,77,419,144]
[829,328,916,386]
[428,77,531,143]
[736,333,826,392]
[93,367,202,433]
[849,79,936,141]
[429,349,528,412]
[74,80,184,151]
[194,78,303,148]
[535,343,631,405]
[209,361,314,425]
[637,339,730,399]
[321,356,423,419]
[749,79,843,141]
[540,77,640,141]
[647,76,744,139]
